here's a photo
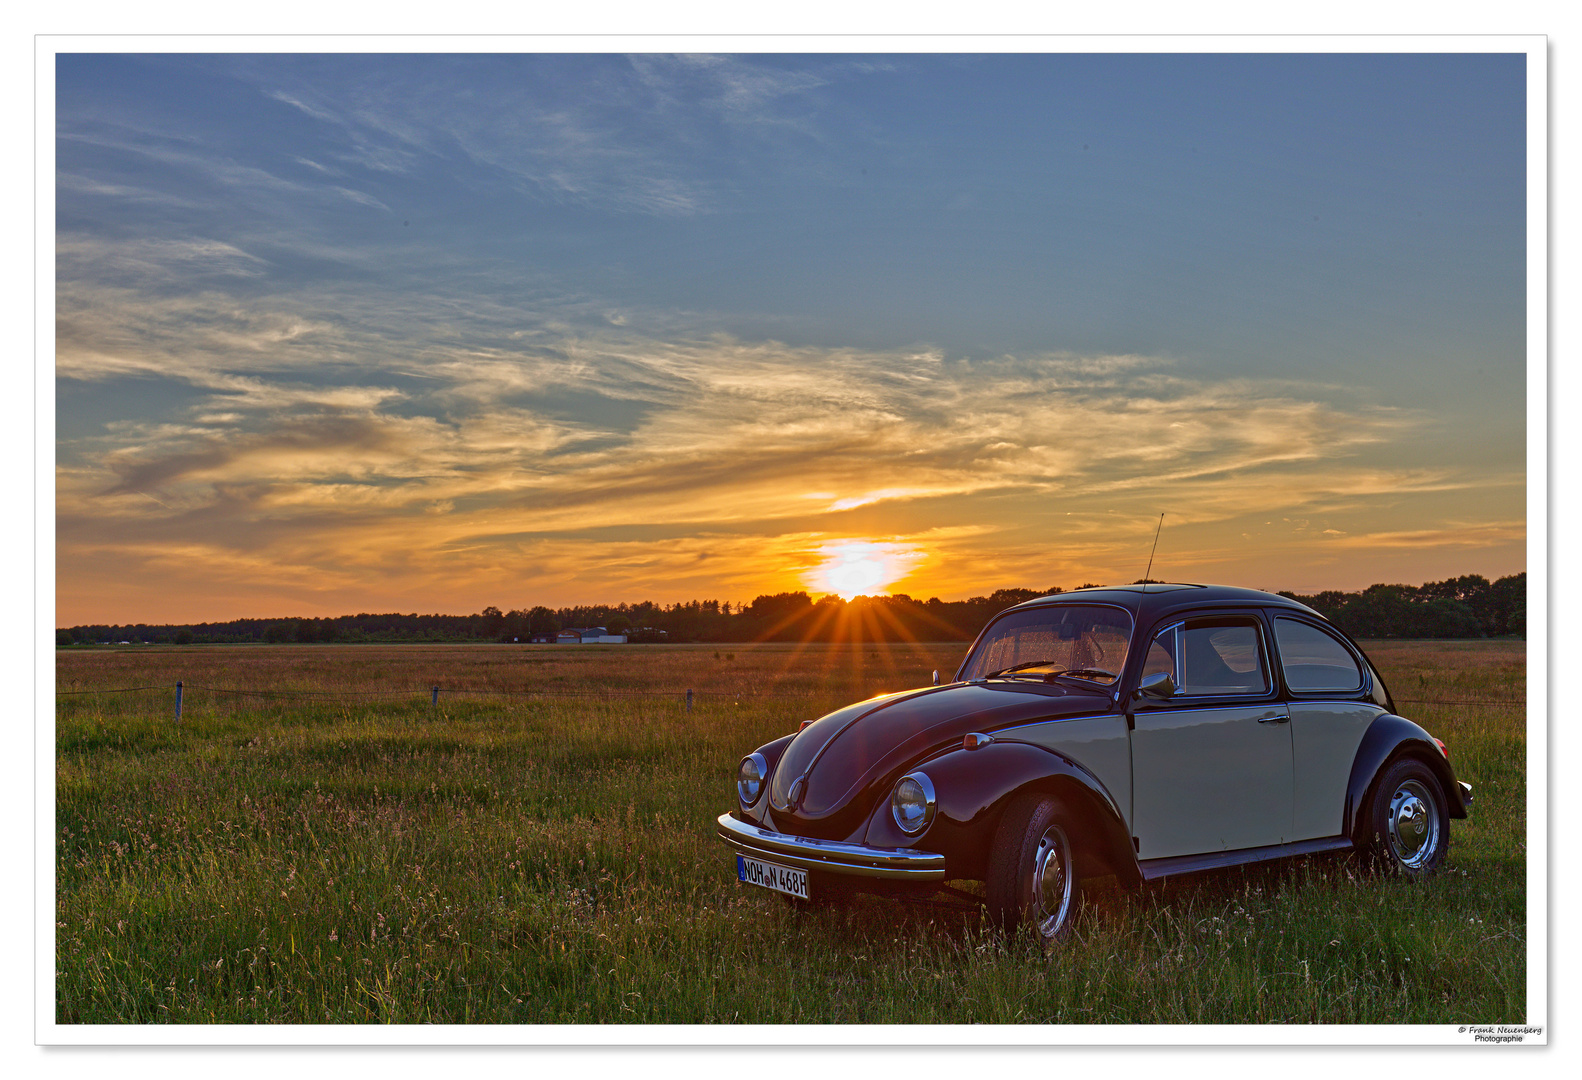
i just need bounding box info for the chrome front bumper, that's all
[716,812,946,882]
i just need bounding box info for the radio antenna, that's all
[1142,513,1165,591]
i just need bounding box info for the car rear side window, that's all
[1274,617,1364,692]
[1146,618,1271,696]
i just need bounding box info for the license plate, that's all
[736,854,809,900]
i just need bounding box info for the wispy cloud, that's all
[631,54,828,128]
[1323,522,1527,550]
[59,266,1502,619]
[267,89,342,126]
[233,54,846,218]
[53,54,1526,621]
[56,171,204,209]
[57,235,269,282]
[332,186,391,212]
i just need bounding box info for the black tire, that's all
[986,792,1083,947]
[1361,758,1449,877]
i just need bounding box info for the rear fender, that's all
[861,739,1140,886]
[1345,713,1468,838]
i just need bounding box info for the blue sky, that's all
[55,51,1527,623]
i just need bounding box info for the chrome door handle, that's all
[1255,710,1289,724]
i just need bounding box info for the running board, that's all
[1138,836,1354,882]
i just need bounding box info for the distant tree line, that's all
[1280,573,1525,640]
[54,589,1060,647]
[57,572,1524,647]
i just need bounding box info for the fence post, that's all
[432,685,440,710]
[175,680,183,723]
[686,688,693,712]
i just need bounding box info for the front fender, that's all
[740,733,795,825]
[861,739,1140,886]
[755,733,796,777]
[1345,713,1469,838]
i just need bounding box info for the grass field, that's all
[54,639,1528,1025]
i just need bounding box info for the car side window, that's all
[1274,617,1364,692]
[1146,619,1270,696]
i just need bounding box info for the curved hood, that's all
[768,680,1114,837]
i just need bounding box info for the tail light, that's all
[1433,737,1449,761]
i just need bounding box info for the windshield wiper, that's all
[987,660,1060,678]
[1053,667,1119,684]
[986,663,1120,685]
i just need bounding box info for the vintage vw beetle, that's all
[717,583,1473,945]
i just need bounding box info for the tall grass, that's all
[55,640,1526,1024]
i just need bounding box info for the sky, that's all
[53,51,1529,625]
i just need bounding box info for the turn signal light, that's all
[963,732,994,751]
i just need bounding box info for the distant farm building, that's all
[556,627,629,644]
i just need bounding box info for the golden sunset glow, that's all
[53,55,1527,624]
[807,541,923,600]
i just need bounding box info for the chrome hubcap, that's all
[1387,779,1441,869]
[1031,824,1074,939]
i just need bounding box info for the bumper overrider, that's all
[716,812,946,882]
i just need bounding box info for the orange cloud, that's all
[56,295,1524,622]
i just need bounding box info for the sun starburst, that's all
[806,540,922,600]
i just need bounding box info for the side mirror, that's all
[931,670,940,686]
[1134,671,1176,701]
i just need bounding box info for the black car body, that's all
[717,584,1472,943]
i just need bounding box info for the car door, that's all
[1129,613,1294,859]
[1271,614,1383,841]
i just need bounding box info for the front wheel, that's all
[986,792,1083,947]
[1362,758,1449,876]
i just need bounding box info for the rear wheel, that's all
[986,792,1083,947]
[1362,758,1449,876]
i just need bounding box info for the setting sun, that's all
[807,541,921,600]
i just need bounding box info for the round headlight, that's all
[891,771,937,835]
[737,753,768,807]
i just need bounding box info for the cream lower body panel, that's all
[1003,713,1134,832]
[1289,701,1381,839]
[1130,703,1294,860]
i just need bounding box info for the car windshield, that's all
[958,605,1134,684]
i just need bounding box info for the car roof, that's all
[1003,583,1322,624]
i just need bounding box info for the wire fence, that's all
[53,680,801,723]
[56,682,1525,710]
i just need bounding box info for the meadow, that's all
[54,638,1527,1026]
